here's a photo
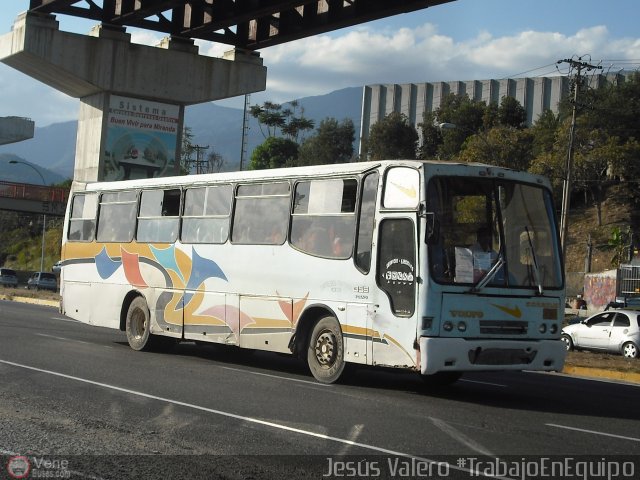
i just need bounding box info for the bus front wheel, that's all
[126,296,153,351]
[307,316,345,384]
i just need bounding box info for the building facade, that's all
[359,72,631,153]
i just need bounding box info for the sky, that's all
[1,0,639,127]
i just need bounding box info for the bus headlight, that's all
[550,323,558,334]
[443,321,453,332]
[539,323,547,334]
[457,321,467,332]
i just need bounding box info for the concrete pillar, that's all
[0,12,267,182]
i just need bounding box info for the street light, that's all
[9,160,47,273]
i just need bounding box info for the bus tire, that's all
[125,296,154,351]
[307,316,345,384]
[420,371,462,387]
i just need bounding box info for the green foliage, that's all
[497,96,527,129]
[250,100,314,142]
[0,212,62,271]
[607,226,631,267]
[297,118,355,166]
[365,112,418,160]
[248,137,299,170]
[458,126,534,170]
[180,126,195,174]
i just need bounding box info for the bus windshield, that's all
[426,176,563,290]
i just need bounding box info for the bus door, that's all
[374,216,419,367]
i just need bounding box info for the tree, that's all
[417,93,491,160]
[458,126,534,171]
[530,109,560,158]
[364,112,418,160]
[249,101,285,138]
[297,118,355,166]
[497,95,527,128]
[417,111,442,160]
[249,100,314,142]
[248,137,299,170]
[280,100,315,143]
[207,150,225,173]
[180,126,195,174]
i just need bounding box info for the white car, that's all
[561,309,640,358]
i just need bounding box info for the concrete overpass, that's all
[1,1,455,185]
[0,180,67,217]
[0,116,34,145]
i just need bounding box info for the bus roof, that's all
[76,160,551,192]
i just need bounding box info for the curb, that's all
[0,294,60,308]
[561,365,640,385]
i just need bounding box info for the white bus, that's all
[60,160,566,384]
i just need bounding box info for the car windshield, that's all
[1,269,16,276]
[426,176,563,290]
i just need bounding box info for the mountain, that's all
[0,87,363,179]
[0,153,66,185]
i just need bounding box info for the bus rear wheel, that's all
[126,296,154,351]
[307,316,345,384]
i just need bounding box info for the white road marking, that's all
[546,423,640,442]
[0,358,501,479]
[51,317,79,323]
[35,333,113,348]
[460,379,507,388]
[218,365,330,386]
[429,417,496,457]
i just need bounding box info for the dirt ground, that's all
[564,350,640,373]
[0,286,60,302]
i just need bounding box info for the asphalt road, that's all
[1,300,639,479]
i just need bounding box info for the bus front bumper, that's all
[419,337,566,375]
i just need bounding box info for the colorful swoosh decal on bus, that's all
[122,249,148,288]
[150,244,184,283]
[183,248,229,307]
[95,246,121,279]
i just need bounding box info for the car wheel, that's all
[561,334,574,351]
[622,342,638,359]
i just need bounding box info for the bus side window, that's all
[231,182,290,245]
[181,185,231,244]
[290,178,357,259]
[68,193,98,242]
[136,189,181,243]
[96,191,137,243]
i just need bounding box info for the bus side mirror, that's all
[425,212,440,244]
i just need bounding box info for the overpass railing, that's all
[0,180,69,203]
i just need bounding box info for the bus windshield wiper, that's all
[525,225,543,295]
[470,253,505,293]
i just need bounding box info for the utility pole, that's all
[190,144,209,174]
[557,56,602,259]
[240,93,251,171]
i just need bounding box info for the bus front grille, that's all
[479,320,528,335]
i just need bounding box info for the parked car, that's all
[27,272,58,291]
[0,268,18,288]
[605,295,640,310]
[561,309,640,359]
